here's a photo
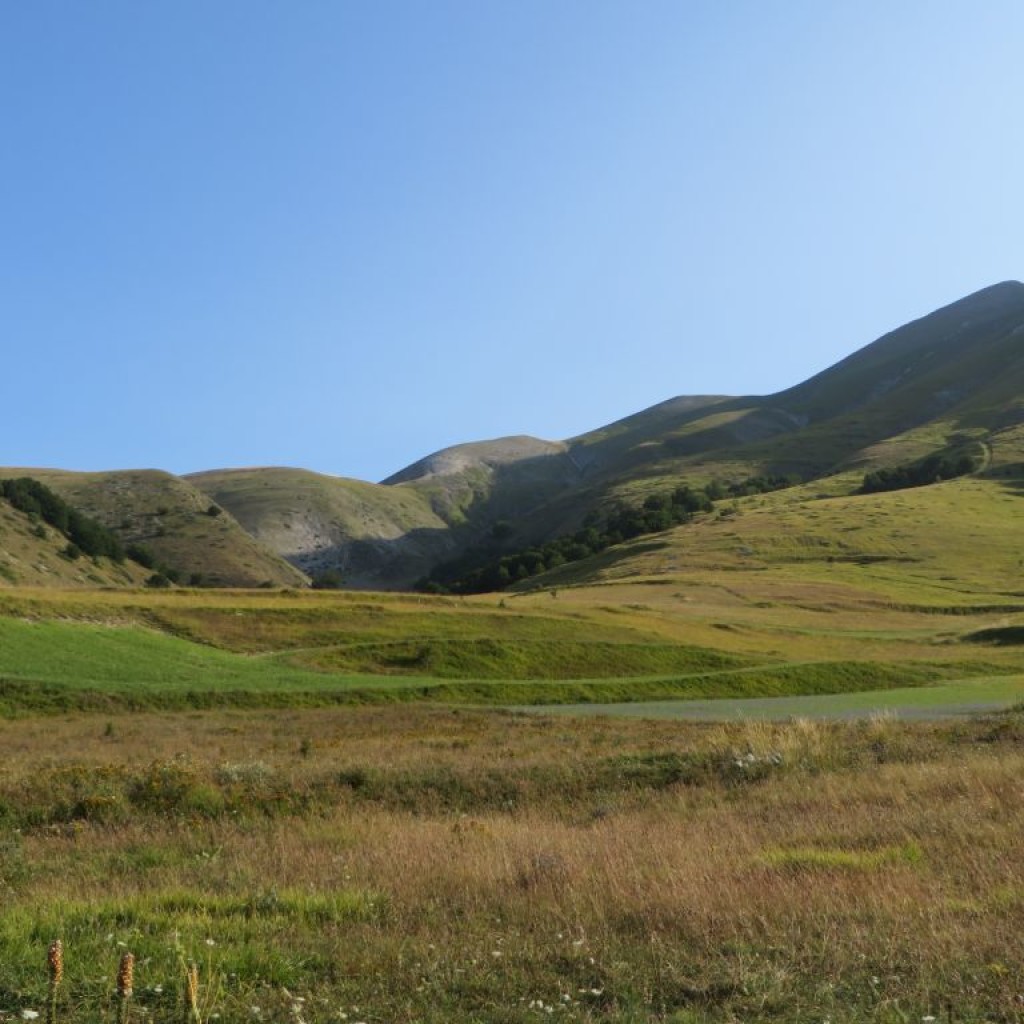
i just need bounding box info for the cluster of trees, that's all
[860,452,979,494]
[419,473,800,595]
[311,569,345,590]
[124,543,189,587]
[1,477,126,562]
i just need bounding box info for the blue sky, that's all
[3,1,1023,481]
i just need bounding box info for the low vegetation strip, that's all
[283,637,750,679]
[522,675,1024,721]
[420,660,954,706]
[0,661,961,721]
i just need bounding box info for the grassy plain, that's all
[1,569,1023,716]
[1,706,1024,1023]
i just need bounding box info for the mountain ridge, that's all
[4,281,1023,589]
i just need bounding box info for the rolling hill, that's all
[0,468,308,588]
[4,280,1024,590]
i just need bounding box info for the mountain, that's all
[5,281,1024,590]
[188,438,583,588]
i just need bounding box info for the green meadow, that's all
[3,472,1024,1021]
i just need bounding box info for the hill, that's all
[0,490,148,589]
[185,466,451,588]
[4,281,1024,590]
[0,468,308,588]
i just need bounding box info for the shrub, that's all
[311,569,344,590]
[126,544,156,569]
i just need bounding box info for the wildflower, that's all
[47,940,63,988]
[117,953,135,998]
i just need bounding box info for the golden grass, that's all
[1,706,1023,1021]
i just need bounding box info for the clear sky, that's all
[3,1,1023,482]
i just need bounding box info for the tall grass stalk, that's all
[46,938,62,1024]
[183,959,200,1024]
[116,952,133,1024]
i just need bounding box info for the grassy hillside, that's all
[186,466,451,588]
[530,470,1024,606]
[0,496,148,589]
[1,468,308,588]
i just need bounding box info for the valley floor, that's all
[0,705,1022,1023]
[1,534,1024,1022]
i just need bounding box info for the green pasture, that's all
[0,612,1005,717]
[525,673,1024,720]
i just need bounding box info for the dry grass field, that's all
[0,704,1022,1023]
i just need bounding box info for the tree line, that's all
[860,451,979,494]
[418,473,799,595]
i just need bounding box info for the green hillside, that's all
[1,468,308,588]
[186,466,455,588]
[0,494,148,589]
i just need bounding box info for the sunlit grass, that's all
[0,705,1023,1021]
